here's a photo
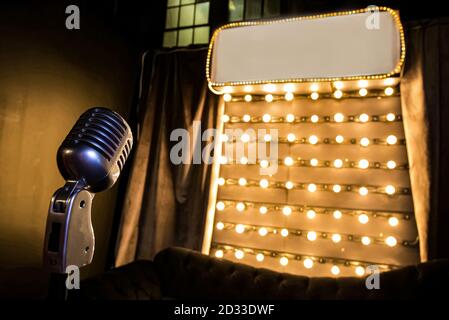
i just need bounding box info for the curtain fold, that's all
[115,48,220,266]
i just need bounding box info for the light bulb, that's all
[310,158,318,167]
[310,115,319,123]
[385,87,394,96]
[240,133,250,143]
[331,265,341,275]
[258,227,268,237]
[310,83,319,91]
[242,114,251,122]
[359,113,369,122]
[216,222,224,230]
[235,250,244,259]
[386,113,396,121]
[385,236,397,247]
[384,78,395,86]
[333,81,344,90]
[260,160,269,168]
[259,206,268,214]
[285,92,294,101]
[335,135,344,144]
[360,137,370,147]
[220,134,229,143]
[265,94,274,103]
[333,184,342,193]
[236,202,246,212]
[306,209,316,219]
[358,80,368,88]
[387,135,397,145]
[220,156,228,164]
[264,134,272,142]
[283,83,295,92]
[263,83,276,93]
[282,206,292,216]
[217,178,225,186]
[222,114,230,123]
[359,187,369,196]
[309,135,319,145]
[284,156,294,166]
[286,114,295,123]
[355,266,365,276]
[359,88,368,97]
[333,159,343,168]
[243,85,253,92]
[307,231,317,241]
[223,86,232,93]
[334,113,344,123]
[361,236,371,245]
[216,201,225,211]
[280,228,289,237]
[311,92,319,100]
[244,94,252,102]
[235,224,245,234]
[303,258,314,269]
[331,234,342,243]
[387,160,396,169]
[307,183,317,192]
[215,250,224,258]
[333,210,342,219]
[388,217,399,227]
[285,181,294,189]
[358,159,369,169]
[287,133,296,142]
[358,214,369,224]
[240,156,249,164]
[262,113,272,123]
[260,179,269,189]
[333,90,343,99]
[256,253,265,262]
[238,178,247,186]
[385,185,396,195]
[223,93,232,102]
[280,257,289,266]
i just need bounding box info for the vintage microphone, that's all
[43,107,133,299]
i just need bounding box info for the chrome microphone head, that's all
[57,107,133,193]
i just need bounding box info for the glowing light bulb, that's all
[238,178,247,186]
[385,87,394,96]
[235,224,245,234]
[285,181,294,189]
[334,113,344,123]
[387,135,397,145]
[242,114,251,122]
[244,94,252,102]
[263,83,276,93]
[236,202,246,212]
[223,93,232,102]
[385,185,396,195]
[385,236,397,247]
[359,113,369,122]
[358,214,369,224]
[333,159,343,168]
[259,206,268,214]
[280,228,289,237]
[287,133,296,142]
[286,114,295,123]
[333,184,342,193]
[335,135,344,144]
[216,201,225,211]
[358,80,368,88]
[265,94,274,103]
[386,113,396,122]
[217,178,225,186]
[310,115,319,123]
[244,85,253,93]
[331,265,341,275]
[260,179,269,189]
[333,210,342,219]
[220,156,228,164]
[283,83,295,92]
[359,187,369,196]
[240,133,250,143]
[359,88,368,97]
[306,210,316,219]
[360,137,370,147]
[310,158,318,167]
[215,250,224,258]
[223,86,232,93]
[222,114,230,123]
[333,81,344,90]
[284,156,294,166]
[285,92,294,101]
[280,257,289,266]
[260,160,269,168]
[307,183,317,193]
[333,90,343,99]
[240,156,248,165]
[310,83,319,91]
[262,113,272,123]
[384,78,395,86]
[361,236,371,245]
[264,134,272,142]
[304,258,314,269]
[387,160,396,169]
[355,266,365,276]
[216,222,224,230]
[332,234,342,243]
[235,250,244,259]
[358,159,369,169]
[307,231,317,241]
[258,227,268,237]
[256,253,264,262]
[220,134,229,143]
[388,217,399,227]
[309,135,319,145]
[311,92,319,100]
[282,206,292,216]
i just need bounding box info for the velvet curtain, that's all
[115,48,220,266]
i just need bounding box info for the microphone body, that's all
[43,107,133,274]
